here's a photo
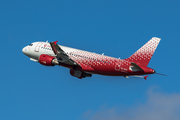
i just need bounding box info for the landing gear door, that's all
[34,42,42,52]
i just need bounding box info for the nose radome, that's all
[22,47,26,54]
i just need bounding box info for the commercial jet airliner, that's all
[22,37,162,79]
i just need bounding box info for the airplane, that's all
[22,37,162,80]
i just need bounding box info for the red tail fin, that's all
[125,37,161,66]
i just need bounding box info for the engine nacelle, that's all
[70,69,92,79]
[39,54,59,66]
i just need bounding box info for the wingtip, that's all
[53,41,58,45]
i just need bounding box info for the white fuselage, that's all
[22,38,157,78]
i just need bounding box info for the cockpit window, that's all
[29,44,33,46]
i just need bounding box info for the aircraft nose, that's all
[22,47,27,55]
[22,47,25,53]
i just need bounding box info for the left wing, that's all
[50,41,95,72]
[50,41,79,66]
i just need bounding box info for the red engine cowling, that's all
[70,69,92,79]
[39,54,59,66]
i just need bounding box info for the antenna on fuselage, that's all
[102,53,104,55]
[46,40,48,43]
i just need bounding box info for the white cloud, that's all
[82,86,180,120]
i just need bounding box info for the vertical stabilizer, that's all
[125,37,161,66]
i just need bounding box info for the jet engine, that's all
[70,69,92,79]
[39,54,59,66]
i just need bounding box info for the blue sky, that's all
[0,0,180,120]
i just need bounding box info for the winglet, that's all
[53,41,58,45]
[50,42,58,55]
